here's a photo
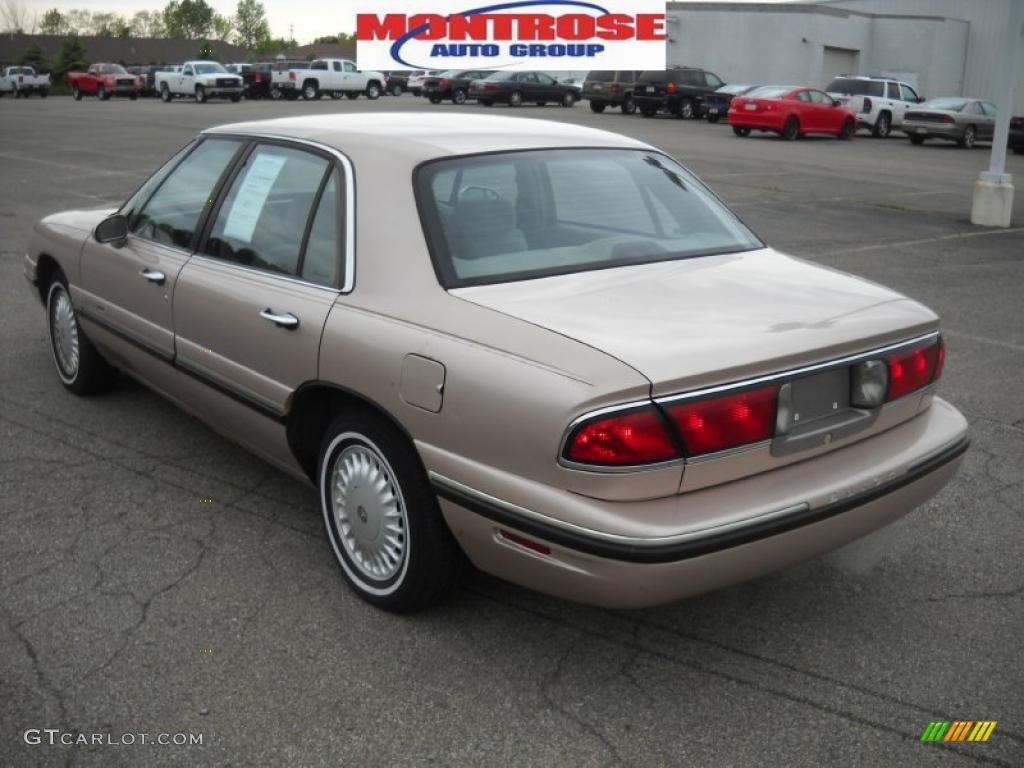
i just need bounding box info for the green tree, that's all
[51,34,87,78]
[312,33,356,46]
[211,13,233,41]
[163,0,214,39]
[93,12,131,37]
[131,10,165,37]
[20,41,48,71]
[234,0,269,51]
[39,7,67,34]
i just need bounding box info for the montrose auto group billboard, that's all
[355,1,667,72]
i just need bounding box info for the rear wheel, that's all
[230,94,241,103]
[97,85,106,101]
[302,81,319,100]
[366,82,381,99]
[479,99,493,106]
[675,97,695,119]
[958,125,976,148]
[561,90,577,108]
[389,82,403,96]
[345,92,359,100]
[46,277,117,395]
[872,111,891,138]
[40,88,48,98]
[508,90,523,107]
[732,126,751,137]
[429,95,442,104]
[270,87,283,100]
[72,85,82,100]
[781,115,800,140]
[707,115,720,123]
[589,101,607,113]
[909,135,925,145]
[452,88,467,105]
[160,83,171,102]
[838,118,855,140]
[640,106,657,118]
[129,93,138,101]
[318,410,464,612]
[621,95,636,114]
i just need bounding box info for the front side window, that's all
[808,90,832,105]
[121,141,196,225]
[704,72,723,88]
[900,84,919,102]
[344,62,357,72]
[130,138,242,249]
[981,102,997,117]
[417,149,762,287]
[204,144,336,283]
[537,73,556,86]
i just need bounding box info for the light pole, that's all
[971,0,1024,227]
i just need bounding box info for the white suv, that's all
[825,75,922,138]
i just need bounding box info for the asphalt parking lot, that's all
[1,94,1022,767]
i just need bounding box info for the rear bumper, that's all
[901,121,961,139]
[727,111,784,131]
[431,398,968,608]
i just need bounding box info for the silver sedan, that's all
[902,97,996,148]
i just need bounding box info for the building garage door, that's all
[822,46,859,83]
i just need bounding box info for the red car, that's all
[728,85,857,140]
[68,63,142,101]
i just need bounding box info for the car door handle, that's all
[259,309,299,329]
[140,268,166,285]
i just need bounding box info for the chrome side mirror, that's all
[95,213,128,248]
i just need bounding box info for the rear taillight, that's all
[485,83,499,91]
[666,82,676,94]
[942,114,955,124]
[886,338,944,401]
[862,97,872,113]
[440,77,449,87]
[665,386,777,456]
[254,72,262,82]
[565,407,678,466]
[610,83,622,92]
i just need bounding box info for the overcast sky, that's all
[20,0,361,43]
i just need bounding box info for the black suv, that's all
[633,67,726,119]
[582,70,642,114]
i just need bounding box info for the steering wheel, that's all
[457,185,500,202]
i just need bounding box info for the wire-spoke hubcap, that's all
[331,444,408,582]
[49,286,80,379]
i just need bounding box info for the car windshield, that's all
[718,84,755,95]
[826,78,884,97]
[746,86,791,98]
[417,149,762,288]
[920,98,968,112]
[97,64,127,74]
[194,63,227,74]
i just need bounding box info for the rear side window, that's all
[204,144,334,281]
[130,138,242,249]
[637,71,666,84]
[586,71,615,82]
[826,78,884,97]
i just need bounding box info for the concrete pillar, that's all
[971,0,1023,227]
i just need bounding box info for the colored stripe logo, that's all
[921,721,997,742]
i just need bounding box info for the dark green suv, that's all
[582,71,642,114]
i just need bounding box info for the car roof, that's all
[205,113,652,163]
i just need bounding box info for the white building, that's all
[666,0,1024,111]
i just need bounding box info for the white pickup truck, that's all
[0,66,50,98]
[156,60,243,103]
[286,59,387,101]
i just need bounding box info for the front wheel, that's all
[429,95,442,104]
[640,106,657,118]
[781,115,800,141]
[319,410,464,612]
[621,95,636,115]
[160,84,171,102]
[366,83,381,99]
[40,88,48,98]
[732,126,751,137]
[838,118,855,140]
[872,112,891,138]
[97,85,106,101]
[909,135,925,145]
[452,88,467,105]
[707,115,720,123]
[194,84,206,103]
[302,82,319,101]
[72,85,82,100]
[676,97,695,119]
[508,90,523,107]
[345,92,359,100]
[46,278,117,395]
[129,93,138,101]
[389,83,403,96]
[589,101,606,113]
[479,99,493,106]
[561,90,577,108]
[230,94,241,103]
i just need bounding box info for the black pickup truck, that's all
[633,67,726,119]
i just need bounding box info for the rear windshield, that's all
[826,78,884,97]
[586,71,615,82]
[920,97,967,111]
[746,86,791,98]
[637,71,667,83]
[416,149,762,288]
[717,84,755,95]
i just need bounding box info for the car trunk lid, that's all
[451,248,938,397]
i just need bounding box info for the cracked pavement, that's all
[1,97,1021,767]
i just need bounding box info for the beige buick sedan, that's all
[25,114,968,611]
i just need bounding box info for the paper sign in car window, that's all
[221,152,288,243]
